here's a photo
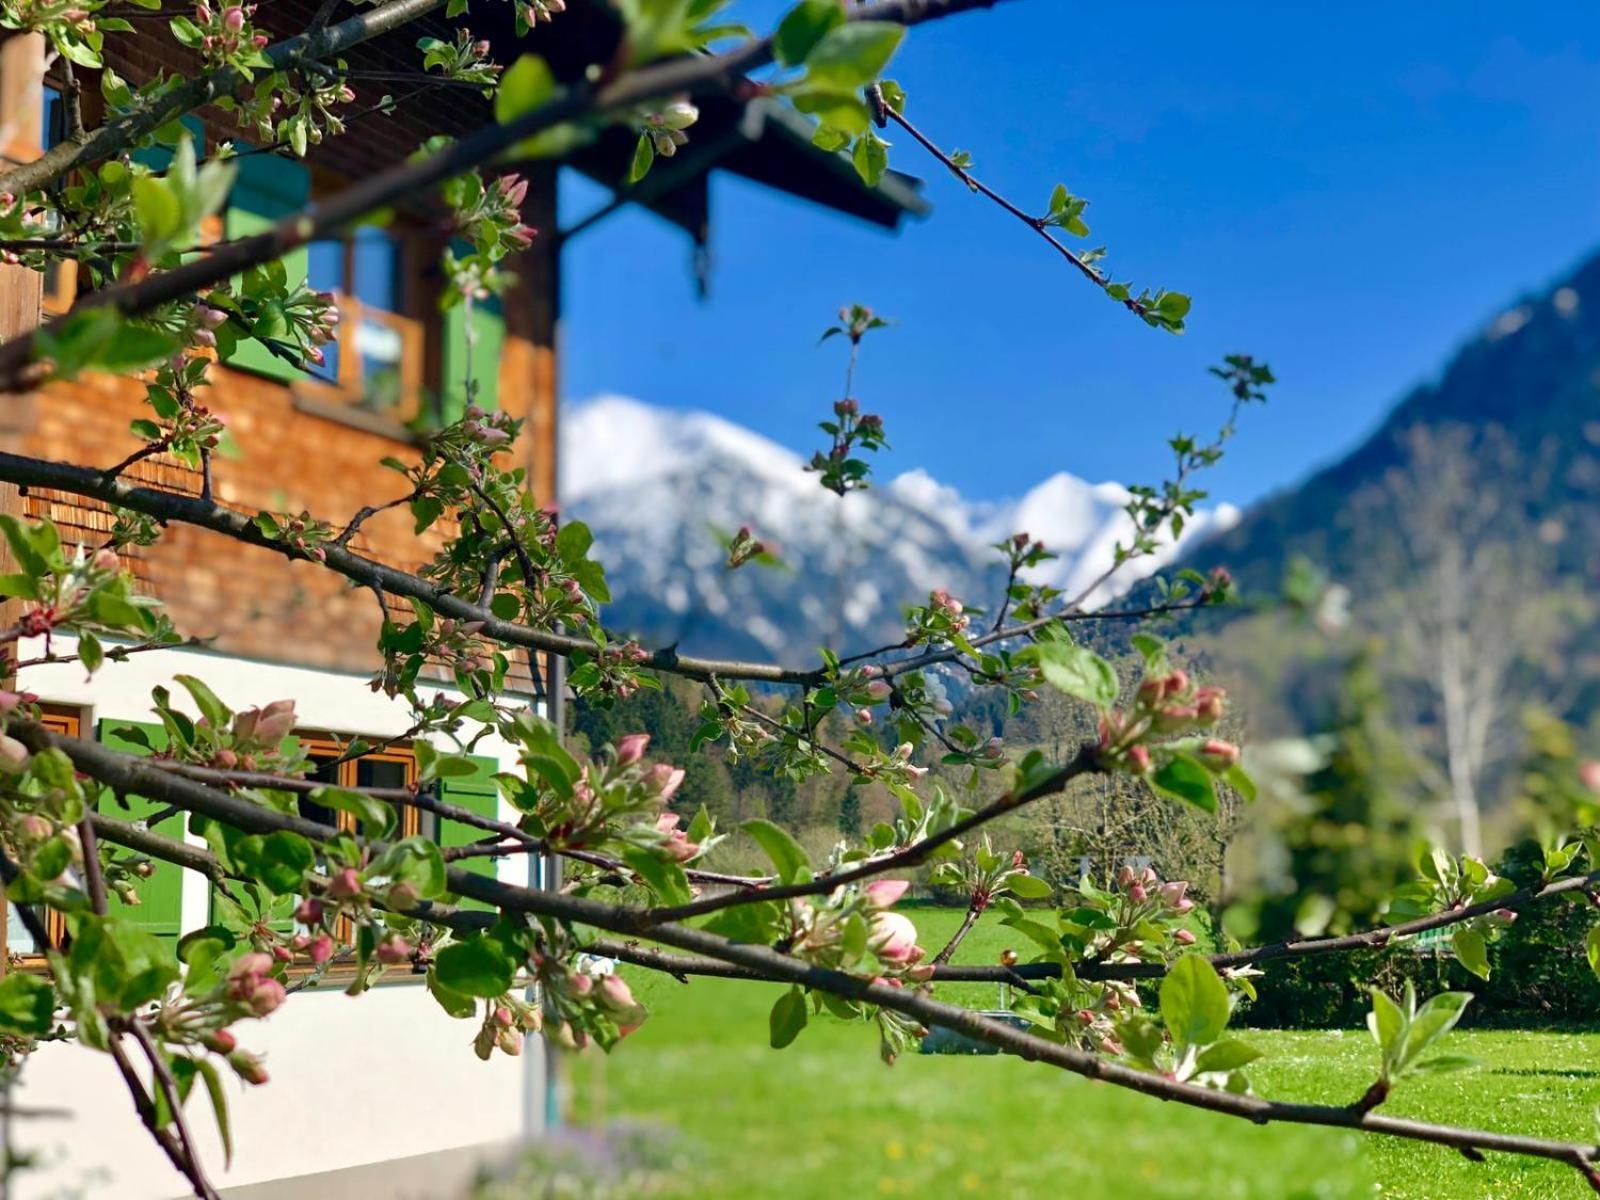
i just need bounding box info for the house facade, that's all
[0,3,922,1196]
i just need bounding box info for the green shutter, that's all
[222,152,311,382]
[96,720,185,941]
[440,294,505,422]
[439,754,500,910]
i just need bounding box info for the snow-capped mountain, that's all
[561,395,1239,663]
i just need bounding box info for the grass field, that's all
[561,907,1600,1199]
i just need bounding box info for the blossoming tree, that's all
[1,1,1600,1196]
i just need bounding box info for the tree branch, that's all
[0,0,448,199]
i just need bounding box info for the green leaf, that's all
[434,936,517,997]
[1222,763,1257,803]
[77,629,104,674]
[68,914,180,1010]
[627,133,654,184]
[774,0,845,66]
[1159,954,1231,1049]
[0,973,54,1036]
[312,786,395,837]
[194,1056,233,1166]
[1194,1038,1262,1074]
[230,832,315,894]
[1586,924,1600,980]
[374,836,447,900]
[769,985,808,1049]
[173,674,231,728]
[554,520,594,563]
[1005,872,1053,900]
[1451,927,1490,981]
[1368,987,1403,1052]
[804,22,904,91]
[1400,991,1471,1067]
[132,176,181,244]
[851,131,889,187]
[1151,753,1217,813]
[427,964,477,1018]
[622,845,692,907]
[1036,641,1119,710]
[741,818,810,884]
[494,54,555,125]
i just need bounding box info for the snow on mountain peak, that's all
[559,395,1234,660]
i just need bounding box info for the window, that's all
[4,705,82,962]
[301,224,424,423]
[296,733,421,836]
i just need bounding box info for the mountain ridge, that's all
[561,394,1240,663]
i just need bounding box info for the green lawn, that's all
[564,909,1600,1199]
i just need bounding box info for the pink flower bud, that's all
[599,973,637,1013]
[615,733,650,765]
[1116,864,1137,888]
[664,830,700,862]
[1159,881,1188,908]
[203,1029,236,1053]
[1581,761,1600,794]
[570,972,594,997]
[1126,745,1152,775]
[229,952,273,980]
[1130,883,1149,904]
[328,867,362,900]
[308,934,334,965]
[228,1050,269,1085]
[856,708,874,725]
[375,934,411,965]
[1173,928,1197,946]
[865,680,892,701]
[864,879,910,909]
[295,897,324,925]
[222,6,244,30]
[1199,739,1241,768]
[0,736,30,770]
[248,977,286,1016]
[0,691,21,715]
[645,763,685,800]
[869,911,923,965]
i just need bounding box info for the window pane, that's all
[40,85,65,150]
[351,227,402,313]
[355,757,409,790]
[356,319,404,412]
[299,752,342,827]
[6,905,36,955]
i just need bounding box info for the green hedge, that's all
[1241,841,1600,1029]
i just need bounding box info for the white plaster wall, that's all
[9,635,545,1198]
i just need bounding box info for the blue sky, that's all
[559,3,1600,509]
